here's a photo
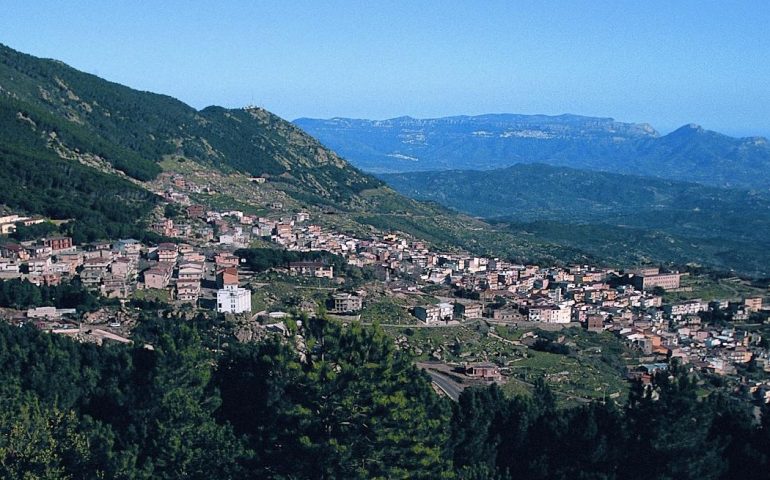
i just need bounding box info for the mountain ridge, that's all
[0,42,400,242]
[294,114,770,188]
[0,42,382,203]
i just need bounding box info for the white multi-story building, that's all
[217,284,252,314]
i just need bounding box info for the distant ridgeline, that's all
[294,114,770,189]
[0,43,381,241]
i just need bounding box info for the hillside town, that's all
[1,172,770,402]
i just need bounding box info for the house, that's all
[217,267,239,288]
[114,239,142,260]
[332,293,362,313]
[0,243,29,261]
[0,215,28,234]
[101,273,133,298]
[26,244,52,259]
[41,236,73,253]
[26,306,76,319]
[179,263,205,282]
[181,251,205,263]
[56,251,84,271]
[586,314,604,332]
[465,363,502,381]
[528,304,572,323]
[29,273,62,287]
[289,261,333,279]
[186,204,205,218]
[491,308,521,322]
[436,302,453,320]
[176,263,204,301]
[217,284,252,314]
[454,302,483,320]
[27,257,53,276]
[633,272,681,291]
[218,234,235,245]
[110,257,136,280]
[90,241,112,251]
[215,253,240,269]
[152,219,176,237]
[665,300,706,317]
[745,297,764,313]
[273,223,293,238]
[0,258,20,278]
[79,257,112,288]
[143,264,173,290]
[176,280,201,303]
[414,305,441,324]
[156,243,178,263]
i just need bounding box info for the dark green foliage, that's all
[3,314,770,478]
[0,316,454,479]
[381,163,770,277]
[0,278,105,311]
[0,43,381,208]
[8,221,59,241]
[215,317,452,479]
[448,366,770,480]
[0,391,104,479]
[235,247,369,279]
[0,100,159,241]
[0,320,246,479]
[531,338,570,355]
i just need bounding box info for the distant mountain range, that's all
[294,114,770,189]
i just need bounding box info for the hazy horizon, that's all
[2,1,768,138]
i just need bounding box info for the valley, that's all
[1,40,770,479]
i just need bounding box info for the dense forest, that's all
[0,96,159,243]
[380,163,770,278]
[1,313,769,479]
[0,278,106,311]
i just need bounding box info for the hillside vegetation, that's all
[1,315,769,480]
[0,44,609,269]
[2,42,762,276]
[380,164,770,277]
[0,43,380,228]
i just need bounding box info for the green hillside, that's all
[0,43,594,267]
[3,42,764,276]
[380,164,770,277]
[0,43,380,210]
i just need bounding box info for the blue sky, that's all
[1,1,768,136]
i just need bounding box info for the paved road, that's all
[423,370,463,402]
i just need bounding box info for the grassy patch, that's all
[360,298,416,325]
[133,288,170,303]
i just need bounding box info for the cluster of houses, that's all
[0,213,47,235]
[3,173,770,388]
[0,224,253,316]
[267,221,769,378]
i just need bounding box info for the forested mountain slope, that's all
[0,42,382,229]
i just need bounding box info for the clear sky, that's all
[1,1,768,136]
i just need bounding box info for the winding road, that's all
[423,369,463,402]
